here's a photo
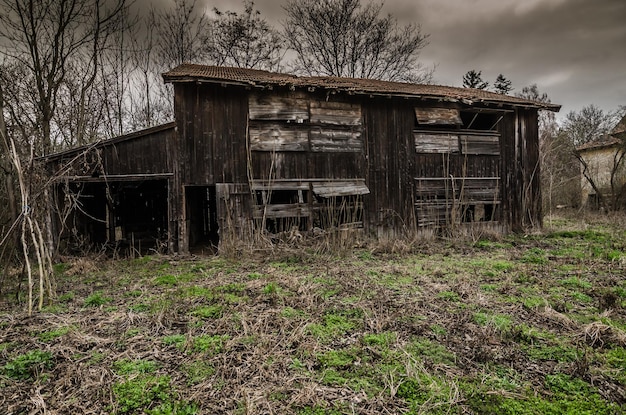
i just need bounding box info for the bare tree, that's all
[0,0,126,155]
[211,1,284,71]
[562,104,618,147]
[282,0,431,82]
[516,84,579,215]
[153,0,211,70]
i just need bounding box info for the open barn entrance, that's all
[186,186,219,252]
[56,179,168,253]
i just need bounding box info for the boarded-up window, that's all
[312,180,369,197]
[414,132,459,153]
[249,124,308,151]
[310,101,361,125]
[460,134,500,155]
[249,93,309,122]
[415,108,462,126]
[310,128,362,152]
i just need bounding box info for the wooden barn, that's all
[46,64,560,254]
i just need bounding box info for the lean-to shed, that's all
[46,64,560,254]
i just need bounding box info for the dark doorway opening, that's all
[57,180,168,253]
[186,186,219,251]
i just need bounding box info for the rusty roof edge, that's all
[163,71,560,112]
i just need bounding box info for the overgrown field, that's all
[1,214,626,414]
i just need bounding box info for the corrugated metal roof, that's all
[162,63,561,111]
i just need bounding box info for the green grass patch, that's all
[112,358,158,375]
[84,291,110,307]
[191,305,223,319]
[38,326,72,342]
[2,350,54,380]
[191,334,229,355]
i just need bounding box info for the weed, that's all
[480,284,498,292]
[182,360,215,385]
[521,248,548,264]
[2,350,54,380]
[560,276,593,290]
[406,338,456,366]
[58,291,75,303]
[191,305,223,319]
[281,307,306,318]
[181,286,213,299]
[492,260,515,272]
[474,311,513,335]
[362,331,397,348]
[571,291,593,303]
[112,359,158,375]
[522,296,546,310]
[112,374,171,414]
[84,291,110,307]
[154,274,178,286]
[307,310,360,342]
[146,401,198,415]
[192,334,229,354]
[437,290,460,302]
[317,349,358,369]
[38,326,71,342]
[162,335,186,351]
[430,324,447,337]
[262,282,280,295]
[247,272,263,280]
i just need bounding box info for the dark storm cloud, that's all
[406,0,626,115]
[139,0,626,115]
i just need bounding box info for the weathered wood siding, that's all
[47,124,175,178]
[363,99,416,236]
[174,83,249,185]
[249,91,365,181]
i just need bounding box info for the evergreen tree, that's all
[462,70,488,89]
[493,74,513,94]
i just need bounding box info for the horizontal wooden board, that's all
[312,180,369,197]
[310,127,362,152]
[249,93,309,122]
[415,107,462,125]
[414,132,459,153]
[460,134,500,155]
[310,100,362,125]
[415,177,500,202]
[250,124,309,151]
[253,203,312,218]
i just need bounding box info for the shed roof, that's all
[576,134,621,152]
[162,64,561,112]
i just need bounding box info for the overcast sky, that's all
[167,0,626,118]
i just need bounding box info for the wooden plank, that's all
[250,124,309,151]
[310,127,362,152]
[415,177,500,202]
[248,93,309,121]
[310,100,361,125]
[414,132,459,153]
[253,203,312,218]
[415,107,462,125]
[250,181,310,191]
[460,134,500,155]
[312,180,369,197]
